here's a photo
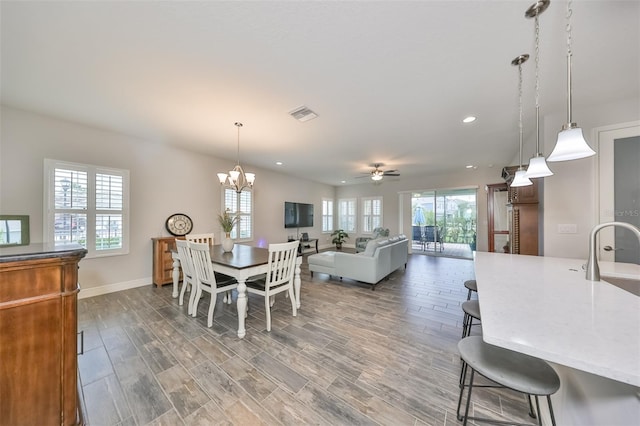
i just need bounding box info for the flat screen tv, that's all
[284,202,314,228]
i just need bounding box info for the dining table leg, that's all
[236,278,248,338]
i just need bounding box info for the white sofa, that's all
[307,235,408,289]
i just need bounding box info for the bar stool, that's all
[459,300,482,386]
[464,279,477,300]
[461,300,481,339]
[457,336,560,426]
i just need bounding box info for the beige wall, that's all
[2,94,637,291]
[0,106,334,291]
[541,96,639,259]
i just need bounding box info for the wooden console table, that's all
[290,238,318,254]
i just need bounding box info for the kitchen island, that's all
[474,252,639,425]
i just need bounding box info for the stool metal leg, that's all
[527,394,537,419]
[547,395,557,426]
[462,369,475,426]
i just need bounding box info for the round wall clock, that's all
[165,213,193,236]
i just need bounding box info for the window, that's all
[362,197,383,233]
[321,198,334,233]
[223,188,253,240]
[337,198,356,233]
[44,159,129,258]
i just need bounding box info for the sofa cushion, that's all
[361,238,380,257]
[307,251,335,267]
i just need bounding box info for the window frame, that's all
[44,159,130,258]
[337,198,357,233]
[321,198,334,233]
[222,187,253,241]
[361,196,383,234]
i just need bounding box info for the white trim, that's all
[78,277,151,299]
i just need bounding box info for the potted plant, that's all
[331,229,349,250]
[218,209,240,252]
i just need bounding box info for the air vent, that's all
[289,105,318,122]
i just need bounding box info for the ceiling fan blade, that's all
[383,173,400,176]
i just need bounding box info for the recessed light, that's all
[276,161,283,166]
[466,165,474,169]
[341,180,346,184]
[462,116,477,123]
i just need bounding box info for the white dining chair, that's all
[188,241,238,327]
[175,239,197,315]
[186,233,215,245]
[246,240,299,331]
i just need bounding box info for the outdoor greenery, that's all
[412,194,476,245]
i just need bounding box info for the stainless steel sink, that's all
[602,276,640,297]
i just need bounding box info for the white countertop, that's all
[474,252,640,387]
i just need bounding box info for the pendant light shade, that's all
[511,169,533,187]
[524,0,553,178]
[526,155,554,178]
[548,124,595,162]
[547,0,596,162]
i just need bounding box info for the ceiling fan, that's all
[357,163,400,181]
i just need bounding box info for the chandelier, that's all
[217,122,255,193]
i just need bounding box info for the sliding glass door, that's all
[411,188,477,257]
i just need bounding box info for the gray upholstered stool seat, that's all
[461,300,481,338]
[464,279,477,300]
[457,336,560,426]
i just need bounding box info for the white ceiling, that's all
[2,1,638,186]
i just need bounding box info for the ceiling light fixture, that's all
[463,116,477,123]
[547,0,596,162]
[217,122,255,193]
[371,170,384,181]
[525,0,554,178]
[510,54,533,188]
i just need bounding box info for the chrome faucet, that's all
[586,221,640,281]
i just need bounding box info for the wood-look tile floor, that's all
[78,254,534,425]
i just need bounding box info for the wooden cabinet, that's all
[508,179,539,204]
[494,166,544,256]
[152,237,182,286]
[487,183,510,253]
[0,243,87,425]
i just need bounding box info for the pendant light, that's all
[547,0,596,162]
[524,0,554,178]
[217,122,256,193]
[510,54,533,188]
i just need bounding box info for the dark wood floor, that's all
[78,254,533,425]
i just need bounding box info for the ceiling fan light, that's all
[525,155,553,178]
[511,169,533,187]
[371,173,383,181]
[547,125,596,162]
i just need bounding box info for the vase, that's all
[222,233,234,252]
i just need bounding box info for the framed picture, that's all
[0,215,30,246]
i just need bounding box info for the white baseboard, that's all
[78,277,153,299]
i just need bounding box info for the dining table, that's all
[171,243,302,338]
